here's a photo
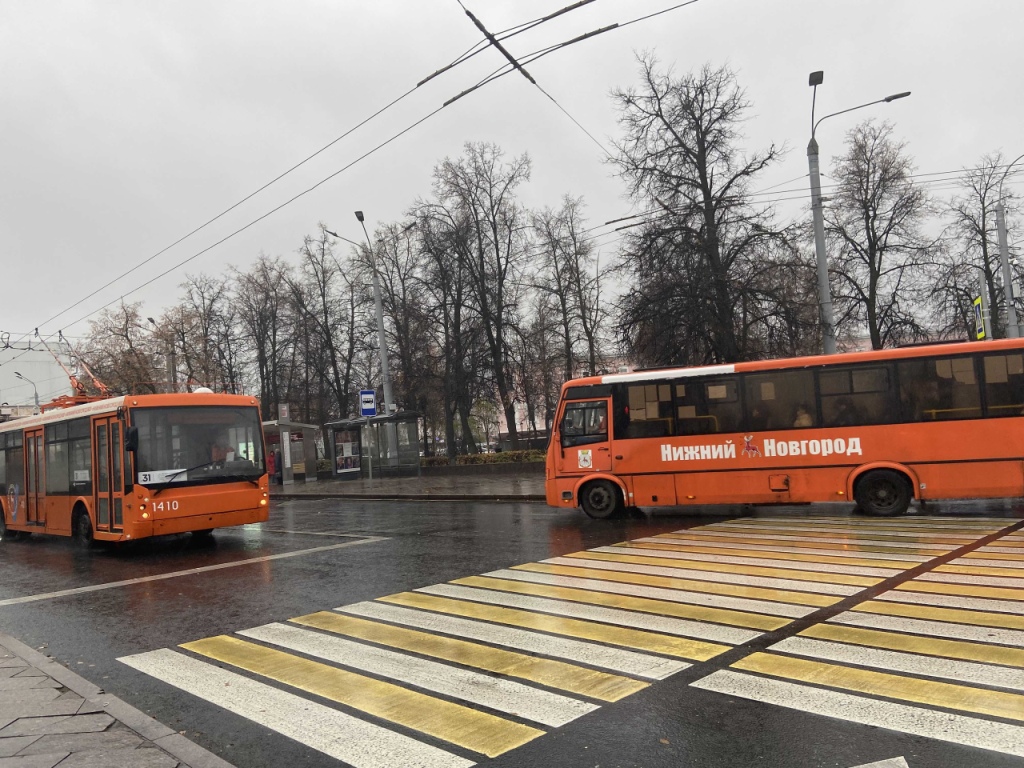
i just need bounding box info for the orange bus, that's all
[0,392,269,544]
[547,338,1024,518]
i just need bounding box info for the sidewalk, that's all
[270,472,546,502]
[0,632,234,768]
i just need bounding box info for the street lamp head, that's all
[808,71,824,87]
[354,211,365,223]
[884,91,911,102]
[14,372,23,381]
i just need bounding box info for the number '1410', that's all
[151,500,179,512]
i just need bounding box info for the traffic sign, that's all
[974,296,986,340]
[359,389,377,417]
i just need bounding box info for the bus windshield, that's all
[133,405,265,486]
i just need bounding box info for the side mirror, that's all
[125,426,139,452]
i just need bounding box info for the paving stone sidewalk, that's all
[0,632,234,768]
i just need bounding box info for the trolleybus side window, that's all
[898,356,981,421]
[561,401,608,447]
[68,418,92,494]
[45,423,70,495]
[982,352,1024,417]
[744,370,816,431]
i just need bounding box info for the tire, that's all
[855,470,912,517]
[73,509,94,549]
[0,507,7,541]
[580,479,624,519]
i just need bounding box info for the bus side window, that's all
[820,365,897,427]
[744,370,815,431]
[898,357,981,421]
[983,353,1024,417]
[703,379,742,433]
[622,383,673,438]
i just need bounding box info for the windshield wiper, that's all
[152,461,214,496]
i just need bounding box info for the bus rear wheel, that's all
[580,480,624,519]
[855,470,912,517]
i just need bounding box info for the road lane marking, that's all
[340,601,688,680]
[119,648,475,768]
[733,652,1024,722]
[937,562,1024,579]
[704,524,979,544]
[876,589,1024,615]
[239,622,597,727]
[643,536,939,559]
[718,518,1002,532]
[896,579,1024,603]
[290,610,647,702]
[620,540,927,569]
[380,591,731,660]
[692,669,1024,758]
[830,611,1024,647]
[951,556,1024,569]
[770,636,1024,692]
[592,545,902,577]
[182,635,543,758]
[0,537,388,608]
[856,599,1024,630]
[657,530,952,550]
[917,571,1024,589]
[449,575,790,631]
[488,567,817,618]
[800,623,1024,668]
[567,551,881,587]
[542,556,860,596]
[850,757,909,768]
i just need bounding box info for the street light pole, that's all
[353,212,395,419]
[806,71,910,354]
[995,152,1024,339]
[14,372,39,412]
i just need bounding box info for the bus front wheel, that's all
[580,480,624,519]
[73,508,94,549]
[855,470,912,517]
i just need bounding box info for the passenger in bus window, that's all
[792,404,813,428]
[833,397,857,426]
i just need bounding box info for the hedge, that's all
[421,449,546,467]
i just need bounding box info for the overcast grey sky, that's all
[1,0,1022,404]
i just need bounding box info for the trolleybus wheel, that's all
[0,507,7,541]
[73,508,94,549]
[580,480,624,519]
[855,470,912,517]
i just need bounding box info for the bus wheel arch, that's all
[851,465,916,517]
[72,503,94,548]
[578,478,626,519]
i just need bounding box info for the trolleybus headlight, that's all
[260,499,268,506]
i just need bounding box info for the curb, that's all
[0,631,236,768]
[271,493,546,502]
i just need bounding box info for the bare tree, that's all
[611,57,788,365]
[931,152,1021,339]
[81,302,159,394]
[826,120,934,349]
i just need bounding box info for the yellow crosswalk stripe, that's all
[617,541,921,571]
[716,519,1000,532]
[733,651,1024,722]
[896,580,1024,603]
[855,599,1024,631]
[695,527,976,546]
[512,563,839,608]
[653,533,948,557]
[566,551,881,588]
[800,623,1024,668]
[937,563,1024,579]
[377,592,730,661]
[289,611,646,702]
[958,551,1024,561]
[451,575,789,632]
[183,635,543,758]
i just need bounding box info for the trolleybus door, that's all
[25,428,44,525]
[558,400,612,474]
[93,417,125,533]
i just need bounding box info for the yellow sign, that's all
[974,297,986,340]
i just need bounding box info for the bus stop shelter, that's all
[262,418,320,485]
[325,411,421,480]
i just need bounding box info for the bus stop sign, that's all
[359,390,377,417]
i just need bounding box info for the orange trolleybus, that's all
[547,338,1024,518]
[0,392,269,544]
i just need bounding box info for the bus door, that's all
[25,428,44,525]
[558,400,612,474]
[93,417,125,533]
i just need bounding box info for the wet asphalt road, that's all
[1,497,1023,768]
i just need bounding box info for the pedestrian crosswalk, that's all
[119,515,1022,766]
[693,517,1024,759]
